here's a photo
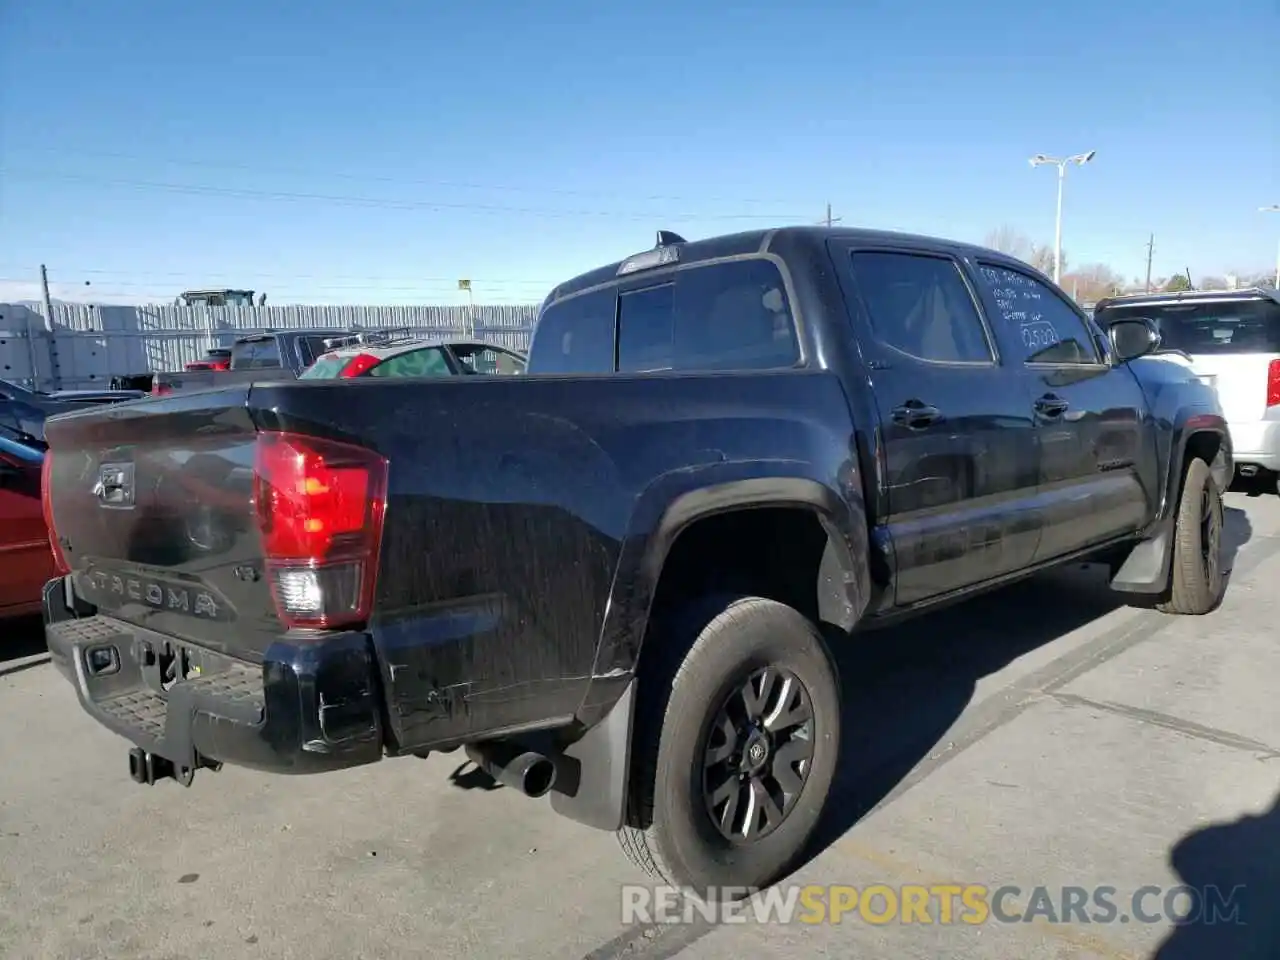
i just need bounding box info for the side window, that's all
[848,252,993,363]
[973,262,1100,364]
[673,259,799,371]
[368,347,451,378]
[453,346,527,375]
[494,350,526,375]
[526,289,617,374]
[615,259,801,373]
[300,337,335,367]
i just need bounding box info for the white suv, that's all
[1094,288,1280,491]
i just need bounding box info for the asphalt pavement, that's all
[2,487,1278,960]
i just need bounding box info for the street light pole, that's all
[1261,205,1280,290]
[1029,150,1096,285]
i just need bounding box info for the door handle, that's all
[1035,394,1070,418]
[891,400,941,429]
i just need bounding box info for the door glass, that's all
[973,262,1100,364]
[453,345,527,375]
[849,251,994,363]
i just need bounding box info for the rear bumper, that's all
[1228,419,1280,472]
[42,577,384,775]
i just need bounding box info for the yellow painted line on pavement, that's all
[833,836,1140,960]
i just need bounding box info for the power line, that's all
[0,275,549,293]
[0,268,556,287]
[0,168,811,222]
[12,147,808,207]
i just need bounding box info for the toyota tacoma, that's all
[40,226,1231,896]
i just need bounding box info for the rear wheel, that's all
[1157,456,1226,615]
[618,595,841,898]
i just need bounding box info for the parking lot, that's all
[0,487,1276,960]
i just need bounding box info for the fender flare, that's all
[549,466,870,832]
[1112,412,1230,595]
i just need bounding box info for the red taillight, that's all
[1267,359,1280,408]
[40,452,70,574]
[152,383,172,396]
[339,353,381,378]
[252,431,388,629]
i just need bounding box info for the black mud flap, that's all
[1110,518,1173,594]
[548,679,636,832]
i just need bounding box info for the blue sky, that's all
[1,0,1276,305]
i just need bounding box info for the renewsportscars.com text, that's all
[621,883,1247,926]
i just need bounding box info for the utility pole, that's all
[1261,205,1280,289]
[1144,234,1155,293]
[820,202,842,228]
[39,264,55,328]
[37,264,58,392]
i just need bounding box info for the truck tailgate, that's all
[41,386,282,660]
[1183,352,1279,423]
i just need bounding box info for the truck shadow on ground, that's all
[1152,791,1279,959]
[0,614,49,678]
[799,501,1253,873]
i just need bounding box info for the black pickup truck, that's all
[39,227,1231,896]
[151,328,346,395]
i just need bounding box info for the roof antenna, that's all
[656,230,686,247]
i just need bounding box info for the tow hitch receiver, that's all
[128,747,197,787]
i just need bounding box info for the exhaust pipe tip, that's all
[1239,464,1260,477]
[515,755,557,799]
[128,747,147,784]
[465,742,558,798]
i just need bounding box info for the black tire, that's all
[618,595,841,898]
[1157,456,1227,615]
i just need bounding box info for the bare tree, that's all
[1061,263,1126,302]
[983,225,1064,277]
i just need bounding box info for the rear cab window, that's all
[528,257,800,375]
[1095,297,1280,355]
[230,337,281,369]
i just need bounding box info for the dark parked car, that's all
[151,329,346,395]
[39,226,1230,897]
[0,378,145,446]
[184,348,233,372]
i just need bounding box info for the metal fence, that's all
[0,302,540,390]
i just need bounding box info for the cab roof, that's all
[542,225,1025,306]
[1094,287,1280,311]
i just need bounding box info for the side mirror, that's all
[1108,317,1161,362]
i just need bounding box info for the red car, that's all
[182,348,232,372]
[0,435,58,618]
